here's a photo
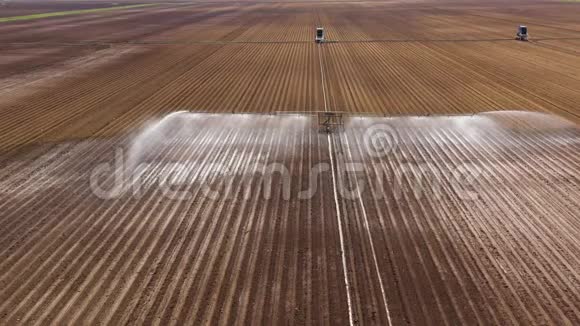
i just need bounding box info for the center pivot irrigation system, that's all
[314,26,345,134]
[516,25,529,41]
[312,23,530,134]
[316,25,531,43]
[316,27,325,43]
[317,111,344,133]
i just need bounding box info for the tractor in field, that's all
[516,25,529,41]
[316,27,325,43]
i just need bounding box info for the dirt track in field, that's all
[0,112,579,324]
[0,0,580,324]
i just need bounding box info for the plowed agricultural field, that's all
[1,0,580,325]
[1,0,580,153]
[0,112,579,324]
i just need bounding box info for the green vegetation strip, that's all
[0,4,156,23]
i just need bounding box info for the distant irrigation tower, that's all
[315,27,325,43]
[516,25,529,41]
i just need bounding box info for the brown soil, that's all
[0,112,579,324]
[0,1,579,324]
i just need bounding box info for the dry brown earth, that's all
[0,112,578,324]
[0,1,579,324]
